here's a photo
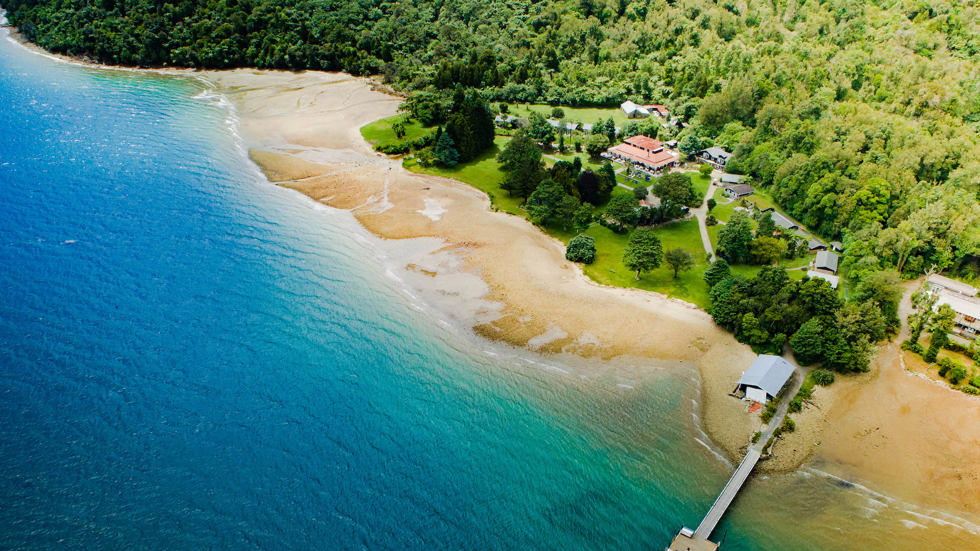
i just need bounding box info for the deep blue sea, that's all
[1,19,977,551]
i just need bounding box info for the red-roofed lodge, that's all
[604,136,680,172]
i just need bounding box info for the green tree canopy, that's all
[527,112,556,148]
[665,248,694,279]
[703,258,731,287]
[433,131,458,167]
[565,234,596,264]
[653,172,698,207]
[497,133,545,200]
[585,134,610,159]
[717,211,754,264]
[623,228,664,280]
[749,236,787,265]
[604,194,640,230]
[526,179,580,230]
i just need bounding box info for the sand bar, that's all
[200,69,980,522]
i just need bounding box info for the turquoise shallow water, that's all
[1,22,978,551]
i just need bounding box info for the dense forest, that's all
[4,0,978,282]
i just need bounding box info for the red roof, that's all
[624,135,665,152]
[608,143,678,169]
[644,104,670,117]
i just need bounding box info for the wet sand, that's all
[200,69,980,523]
[803,283,980,518]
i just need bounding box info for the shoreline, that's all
[196,67,764,455]
[199,69,980,523]
[5,19,979,531]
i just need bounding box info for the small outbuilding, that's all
[735,355,795,403]
[808,238,827,251]
[829,241,843,252]
[621,100,650,118]
[724,184,755,198]
[814,250,840,274]
[771,211,799,231]
[720,173,746,185]
[807,270,839,289]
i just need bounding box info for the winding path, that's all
[692,169,720,261]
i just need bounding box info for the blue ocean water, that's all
[2,24,977,551]
[0,29,722,551]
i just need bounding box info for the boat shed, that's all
[735,355,795,403]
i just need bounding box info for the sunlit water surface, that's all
[0,21,976,551]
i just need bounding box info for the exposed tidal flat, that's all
[0,21,978,551]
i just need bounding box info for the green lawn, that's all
[360,115,434,148]
[690,173,711,200]
[709,188,739,222]
[546,150,605,171]
[578,220,712,308]
[404,136,526,216]
[745,190,778,212]
[707,219,816,277]
[505,103,631,126]
[388,124,715,307]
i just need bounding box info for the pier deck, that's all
[667,367,803,550]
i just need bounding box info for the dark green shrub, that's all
[565,234,597,264]
[949,366,968,385]
[811,369,835,386]
[751,431,761,443]
[760,399,779,423]
[788,397,802,413]
[901,339,924,354]
[781,417,796,433]
[937,357,954,377]
[962,385,980,396]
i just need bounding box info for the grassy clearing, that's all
[360,115,434,148]
[690,173,711,200]
[546,150,605,171]
[505,103,631,126]
[388,122,715,307]
[404,136,526,216]
[578,219,712,308]
[709,188,738,222]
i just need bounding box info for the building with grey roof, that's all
[807,270,839,289]
[698,147,733,169]
[771,211,799,230]
[724,184,754,198]
[814,250,839,273]
[808,238,827,251]
[720,173,746,184]
[735,355,795,402]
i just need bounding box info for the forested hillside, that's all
[4,0,979,278]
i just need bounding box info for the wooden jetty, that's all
[667,368,802,551]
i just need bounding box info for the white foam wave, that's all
[804,467,980,535]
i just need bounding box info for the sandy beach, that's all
[200,69,980,524]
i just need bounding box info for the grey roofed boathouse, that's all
[735,355,795,401]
